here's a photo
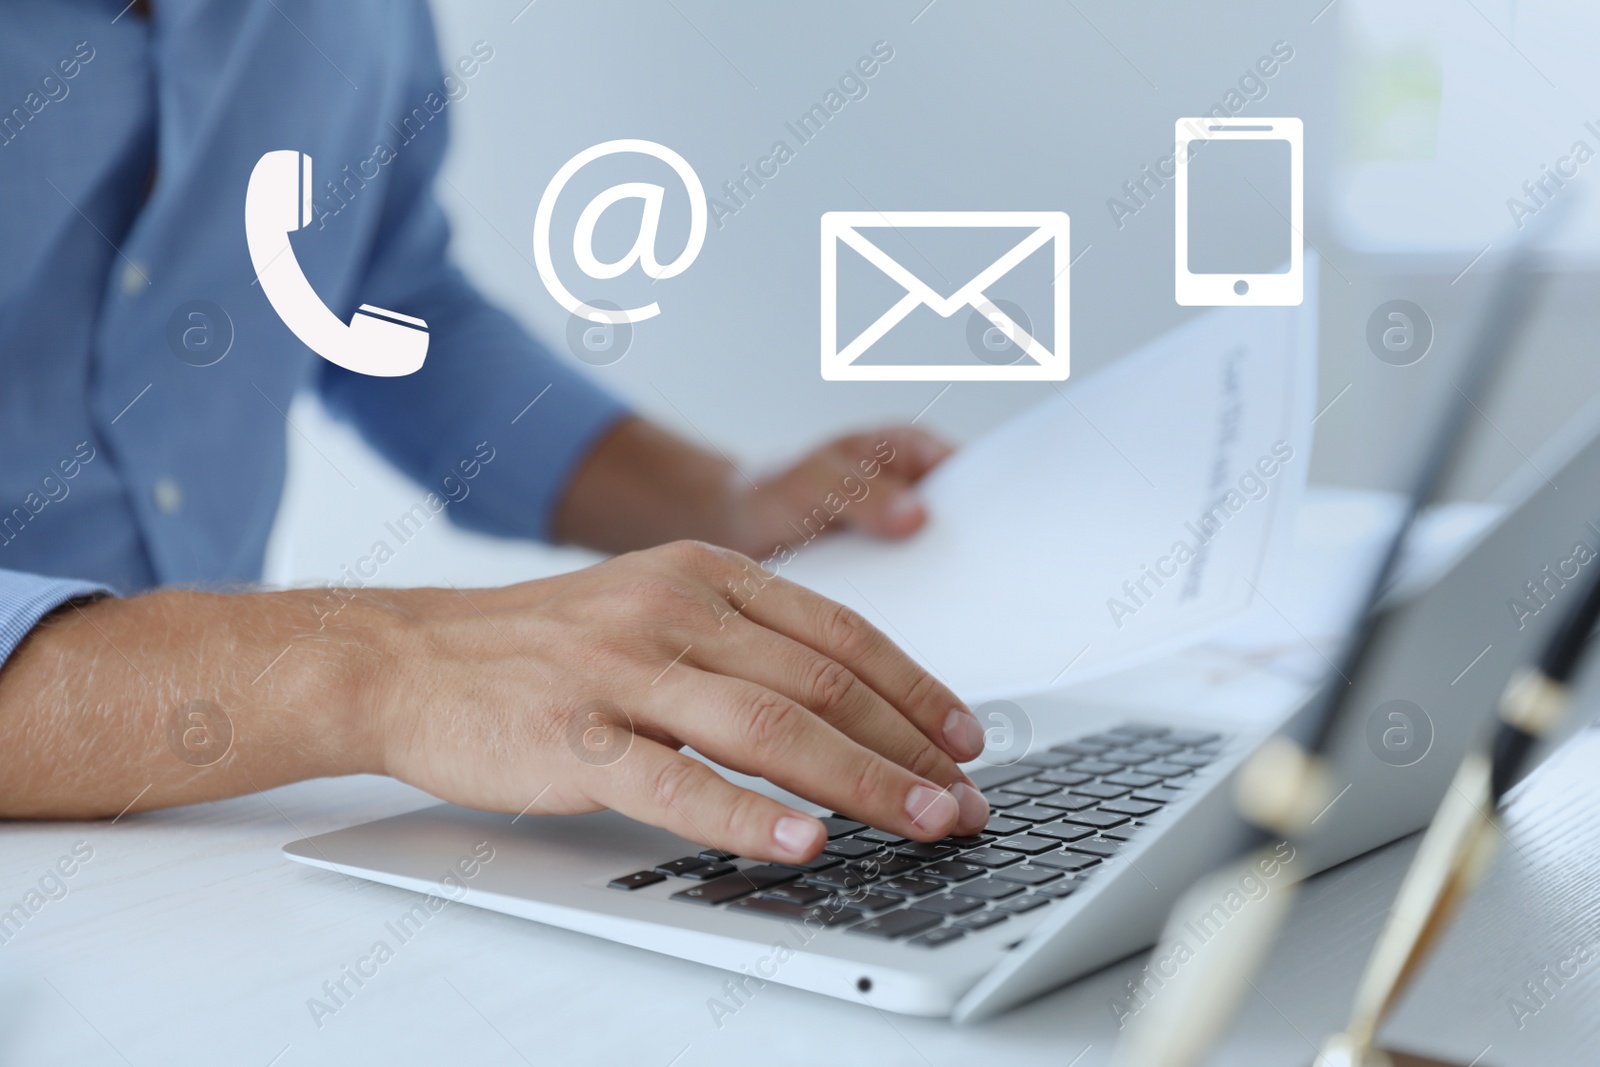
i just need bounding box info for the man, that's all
[0,0,991,861]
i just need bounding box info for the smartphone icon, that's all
[1174,117,1303,306]
[245,150,429,376]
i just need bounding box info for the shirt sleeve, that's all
[0,570,113,668]
[315,7,631,544]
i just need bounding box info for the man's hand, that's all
[555,418,953,557]
[376,541,988,860]
[0,543,989,861]
[725,427,952,556]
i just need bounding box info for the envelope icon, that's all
[820,210,1070,381]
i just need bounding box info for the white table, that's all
[7,712,1600,1067]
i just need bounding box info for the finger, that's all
[691,618,988,833]
[832,427,951,539]
[651,668,964,842]
[869,425,954,479]
[732,572,987,769]
[593,733,828,863]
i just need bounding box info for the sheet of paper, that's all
[777,300,1317,703]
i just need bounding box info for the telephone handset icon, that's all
[245,150,428,377]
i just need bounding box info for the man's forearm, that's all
[553,416,749,554]
[0,590,388,819]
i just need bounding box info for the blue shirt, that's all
[0,0,629,663]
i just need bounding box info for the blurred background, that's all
[263,0,1600,591]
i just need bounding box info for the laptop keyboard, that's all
[606,723,1223,948]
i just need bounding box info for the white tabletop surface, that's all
[6,712,1600,1067]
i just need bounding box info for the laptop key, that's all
[1070,782,1131,800]
[897,842,959,862]
[963,848,1025,868]
[845,856,919,883]
[847,891,909,913]
[999,780,1060,797]
[847,908,943,940]
[698,849,738,863]
[939,834,994,850]
[1104,771,1163,789]
[856,828,908,845]
[1018,751,1081,769]
[821,816,867,839]
[802,869,877,892]
[908,927,968,948]
[991,864,1062,886]
[727,896,865,926]
[994,834,1064,855]
[1100,799,1162,818]
[1037,792,1099,811]
[608,871,667,891]
[1168,752,1214,768]
[1132,786,1184,804]
[1048,740,1111,756]
[1070,759,1122,775]
[958,878,1026,901]
[760,884,830,906]
[824,838,884,859]
[1130,740,1183,756]
[1002,804,1062,823]
[921,860,986,883]
[671,865,798,905]
[967,765,1037,790]
[1027,822,1094,842]
[653,856,708,877]
[1163,728,1221,746]
[878,874,945,898]
[984,816,1033,836]
[909,893,986,916]
[982,790,1027,809]
[1110,724,1169,738]
[1063,810,1129,830]
[1140,761,1193,778]
[1038,879,1083,898]
[1100,750,1155,766]
[779,854,844,873]
[1067,839,1123,858]
[677,862,738,881]
[1030,852,1102,872]
[999,894,1051,914]
[1036,769,1093,787]
[954,911,1010,932]
[1102,828,1138,842]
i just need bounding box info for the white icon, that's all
[1174,117,1303,306]
[244,151,428,376]
[821,211,1070,381]
[533,139,707,325]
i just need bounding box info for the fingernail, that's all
[952,782,990,831]
[773,815,823,857]
[904,784,958,834]
[943,707,985,760]
[886,493,922,524]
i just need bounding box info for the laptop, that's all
[284,291,1599,1023]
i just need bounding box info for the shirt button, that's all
[121,261,150,295]
[153,478,183,515]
